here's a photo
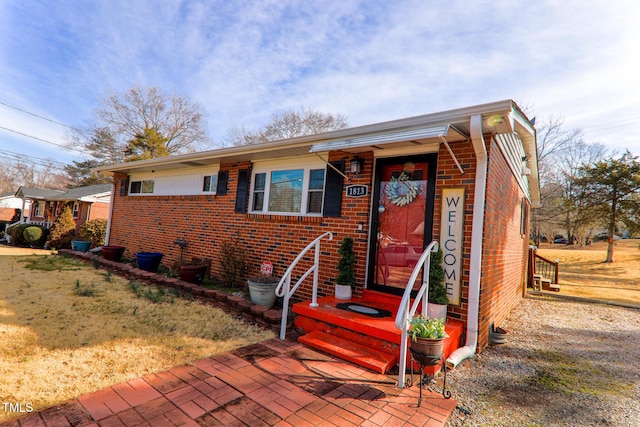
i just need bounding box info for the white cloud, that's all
[0,0,639,162]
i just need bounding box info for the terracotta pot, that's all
[102,246,126,262]
[178,264,208,284]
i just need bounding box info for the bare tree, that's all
[531,116,602,244]
[227,107,348,146]
[70,86,211,164]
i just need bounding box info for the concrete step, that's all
[299,330,398,374]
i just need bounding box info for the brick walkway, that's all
[3,339,455,426]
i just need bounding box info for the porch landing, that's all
[4,339,456,427]
[293,290,464,374]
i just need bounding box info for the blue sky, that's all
[1,0,639,172]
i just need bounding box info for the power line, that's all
[0,100,81,132]
[0,148,68,168]
[0,125,88,154]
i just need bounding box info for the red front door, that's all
[368,154,437,294]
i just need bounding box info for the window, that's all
[253,173,266,211]
[130,180,155,194]
[202,174,218,193]
[72,202,79,218]
[250,167,325,215]
[33,202,42,217]
[307,169,325,213]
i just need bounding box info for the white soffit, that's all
[309,125,450,153]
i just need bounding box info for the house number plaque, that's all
[346,185,368,198]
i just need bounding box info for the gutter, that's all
[446,114,486,368]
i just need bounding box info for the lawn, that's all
[0,253,274,422]
[537,238,640,306]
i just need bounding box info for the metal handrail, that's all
[275,231,333,340]
[394,240,439,388]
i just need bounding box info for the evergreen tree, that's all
[47,206,77,249]
[124,127,169,161]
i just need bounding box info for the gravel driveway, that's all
[442,294,640,426]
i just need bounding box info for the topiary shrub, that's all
[428,247,449,305]
[48,206,77,249]
[336,237,356,289]
[80,219,107,247]
[6,223,47,247]
[23,226,43,243]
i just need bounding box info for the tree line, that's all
[0,86,347,193]
[532,117,640,262]
[2,86,639,262]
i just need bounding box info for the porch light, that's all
[350,156,363,174]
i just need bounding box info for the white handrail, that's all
[394,240,439,387]
[275,231,333,340]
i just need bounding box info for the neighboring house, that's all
[0,191,29,222]
[95,100,539,370]
[14,184,112,229]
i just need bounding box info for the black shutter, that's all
[323,160,344,217]
[234,169,250,213]
[119,178,129,196]
[216,171,229,196]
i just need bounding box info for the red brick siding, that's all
[478,137,529,351]
[107,140,530,343]
[433,140,478,329]
[108,154,374,301]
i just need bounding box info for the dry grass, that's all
[537,239,640,306]
[0,253,274,421]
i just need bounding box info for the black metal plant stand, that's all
[408,347,451,406]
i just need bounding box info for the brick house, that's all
[0,191,28,222]
[14,184,112,230]
[96,100,539,372]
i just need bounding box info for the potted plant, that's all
[335,236,356,300]
[135,252,164,272]
[408,314,447,364]
[247,261,280,308]
[175,258,209,284]
[427,246,448,320]
[101,245,126,262]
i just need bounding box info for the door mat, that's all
[336,303,392,318]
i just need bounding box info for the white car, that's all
[383,245,422,267]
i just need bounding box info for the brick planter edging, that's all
[59,249,284,334]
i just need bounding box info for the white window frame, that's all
[202,173,218,194]
[249,157,326,216]
[33,201,43,217]
[72,201,79,218]
[129,179,155,195]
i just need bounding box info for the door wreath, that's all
[385,172,421,206]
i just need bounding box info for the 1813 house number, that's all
[346,185,368,197]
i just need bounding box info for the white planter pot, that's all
[247,280,278,308]
[335,284,352,300]
[427,303,447,320]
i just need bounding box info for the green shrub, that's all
[428,247,449,305]
[80,219,107,247]
[23,226,43,243]
[48,206,77,249]
[7,224,48,248]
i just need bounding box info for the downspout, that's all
[103,182,116,245]
[446,114,486,368]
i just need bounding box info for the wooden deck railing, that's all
[528,247,559,286]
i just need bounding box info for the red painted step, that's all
[299,330,398,374]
